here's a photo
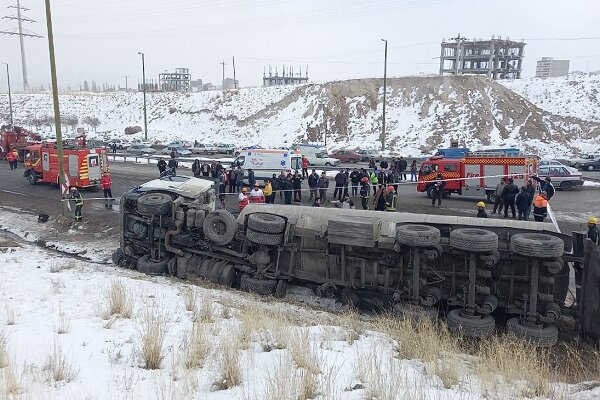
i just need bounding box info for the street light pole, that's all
[1,62,13,130]
[138,52,148,141]
[381,38,388,152]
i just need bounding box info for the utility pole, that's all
[1,62,13,130]
[220,60,226,89]
[43,0,66,206]
[381,38,388,152]
[232,56,237,89]
[124,75,129,91]
[138,52,148,141]
[0,0,42,92]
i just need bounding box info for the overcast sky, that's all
[0,0,598,91]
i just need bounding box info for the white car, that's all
[190,143,217,155]
[109,139,130,150]
[131,138,152,147]
[128,144,156,155]
[162,146,191,157]
[216,143,237,154]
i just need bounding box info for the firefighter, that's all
[6,148,16,170]
[100,173,113,209]
[238,187,249,212]
[431,174,445,207]
[385,185,397,212]
[532,191,548,222]
[476,201,487,218]
[588,217,599,244]
[360,176,370,210]
[70,186,84,222]
[157,158,167,175]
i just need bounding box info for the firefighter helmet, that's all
[477,201,486,208]
[589,217,598,225]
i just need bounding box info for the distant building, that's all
[190,79,203,93]
[263,65,309,87]
[439,35,526,80]
[536,57,570,78]
[159,68,191,92]
[222,78,238,90]
[203,83,217,91]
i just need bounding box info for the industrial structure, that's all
[159,68,191,92]
[536,57,570,78]
[222,78,238,90]
[263,65,309,87]
[439,35,525,80]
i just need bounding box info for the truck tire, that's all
[239,274,276,295]
[112,248,125,266]
[26,170,37,185]
[450,228,498,253]
[396,224,441,247]
[246,228,282,246]
[247,213,286,234]
[446,309,495,338]
[510,233,564,258]
[506,317,558,347]
[543,257,564,275]
[137,193,172,216]
[274,280,288,298]
[137,255,171,275]
[202,210,237,246]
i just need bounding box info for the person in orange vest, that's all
[6,148,17,170]
[238,187,250,212]
[532,191,549,222]
[100,173,113,209]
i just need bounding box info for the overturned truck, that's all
[114,176,600,347]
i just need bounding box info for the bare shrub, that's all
[49,277,65,294]
[56,304,71,335]
[289,329,320,375]
[140,312,168,370]
[424,359,461,389]
[49,260,76,273]
[181,287,198,314]
[101,280,133,320]
[42,342,79,383]
[213,338,241,390]
[263,356,319,400]
[355,349,405,400]
[106,342,124,365]
[258,313,289,352]
[2,361,22,395]
[337,309,364,344]
[183,322,210,369]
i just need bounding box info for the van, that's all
[296,144,340,167]
[233,149,302,180]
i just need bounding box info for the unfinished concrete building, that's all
[263,65,309,87]
[439,36,526,80]
[159,68,191,91]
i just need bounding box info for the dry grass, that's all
[355,350,406,400]
[1,361,22,396]
[182,322,210,369]
[56,304,71,335]
[42,342,79,384]
[140,312,168,370]
[263,356,319,400]
[4,302,15,326]
[289,329,320,375]
[0,332,7,369]
[101,280,133,320]
[181,287,198,314]
[195,296,214,324]
[49,277,65,294]
[337,309,364,344]
[49,260,76,273]
[213,337,242,390]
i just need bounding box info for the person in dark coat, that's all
[379,159,388,170]
[248,169,256,188]
[317,172,329,202]
[410,160,418,182]
[398,157,408,181]
[431,174,446,207]
[228,168,237,194]
[373,185,387,211]
[491,178,505,214]
[167,156,178,174]
[360,176,370,210]
[515,186,532,221]
[588,217,599,244]
[292,171,303,202]
[532,175,555,200]
[201,161,211,177]
[308,169,319,201]
[502,178,519,218]
[525,179,535,220]
[192,159,201,178]
[476,202,487,218]
[334,171,346,201]
[270,173,280,203]
[277,171,287,202]
[368,158,375,169]
[282,174,293,205]
[157,158,167,175]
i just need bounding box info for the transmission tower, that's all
[0,0,42,91]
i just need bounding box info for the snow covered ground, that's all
[1,207,600,400]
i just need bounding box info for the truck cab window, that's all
[235,156,245,167]
[444,164,457,172]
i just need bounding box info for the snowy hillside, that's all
[1,75,599,157]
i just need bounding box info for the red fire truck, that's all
[0,126,41,158]
[22,142,110,188]
[417,151,538,203]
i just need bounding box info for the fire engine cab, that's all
[22,142,110,188]
[417,150,537,203]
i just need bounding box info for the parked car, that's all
[131,138,151,147]
[109,139,130,150]
[190,143,217,155]
[537,165,584,191]
[128,144,156,155]
[162,146,191,157]
[234,145,263,156]
[579,158,600,172]
[216,143,237,154]
[168,140,191,149]
[357,149,383,162]
[569,153,600,168]
[330,149,362,163]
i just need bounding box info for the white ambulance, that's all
[232,148,302,180]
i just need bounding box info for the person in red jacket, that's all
[6,149,16,170]
[301,155,309,179]
[100,173,113,209]
[238,187,250,212]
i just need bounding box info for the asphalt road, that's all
[1,158,599,237]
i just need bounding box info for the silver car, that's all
[129,144,156,155]
[162,146,191,156]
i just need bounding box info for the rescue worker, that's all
[308,169,319,201]
[317,172,329,202]
[301,155,309,179]
[191,159,201,178]
[588,217,599,244]
[70,186,84,222]
[157,158,167,175]
[292,171,303,202]
[369,168,379,194]
[100,173,113,209]
[238,187,249,212]
[476,201,487,218]
[11,149,18,169]
[249,183,265,203]
[431,174,445,207]
[532,174,555,200]
[502,178,519,219]
[263,179,274,204]
[532,191,549,222]
[515,186,531,221]
[491,178,505,214]
[360,176,370,210]
[6,148,16,170]
[385,185,397,212]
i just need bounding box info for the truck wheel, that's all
[274,280,288,298]
[543,257,564,275]
[239,274,276,295]
[112,248,125,266]
[506,317,558,347]
[26,171,37,185]
[247,213,286,234]
[450,228,498,253]
[246,228,282,246]
[560,181,573,191]
[137,255,171,275]
[446,309,495,338]
[395,224,440,247]
[137,193,172,216]
[510,233,564,258]
[202,210,237,246]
